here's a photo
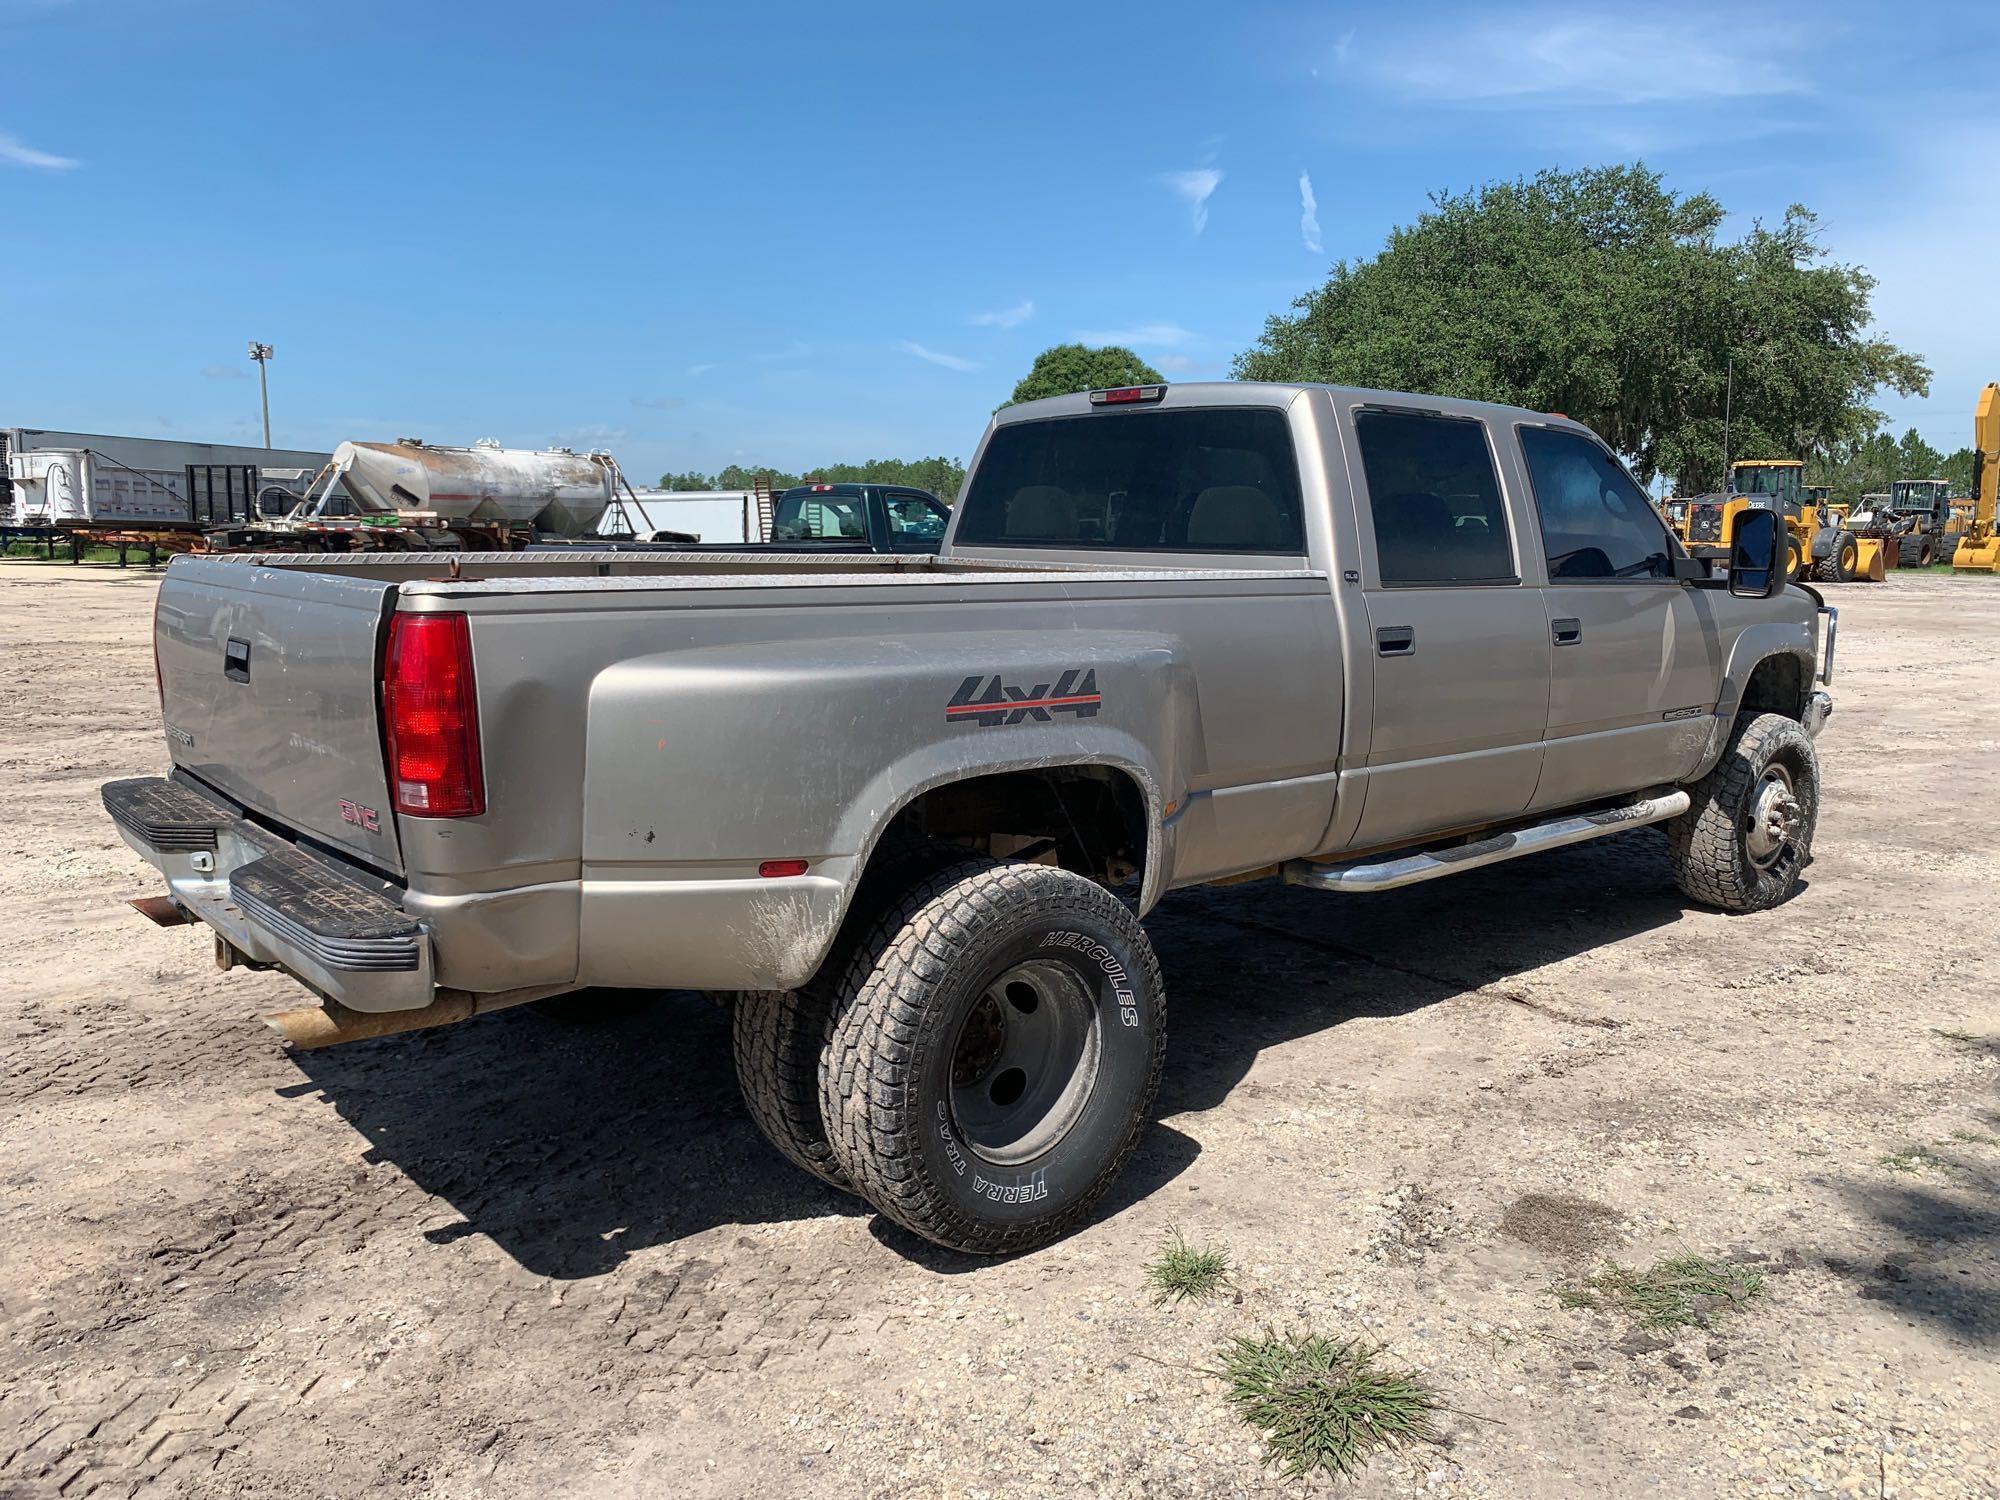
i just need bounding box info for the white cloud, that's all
[0,131,79,171]
[200,364,248,380]
[1162,168,1222,234]
[1074,323,1196,350]
[898,340,979,373]
[685,362,717,376]
[1334,27,1355,67]
[1299,171,1323,255]
[969,300,1035,328]
[631,395,686,410]
[1154,354,1198,374]
[1372,13,1811,107]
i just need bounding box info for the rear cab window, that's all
[773,489,869,540]
[954,406,1305,554]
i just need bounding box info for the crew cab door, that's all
[1346,406,1551,848]
[1514,424,1719,810]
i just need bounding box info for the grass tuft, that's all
[1557,1255,1764,1331]
[1144,1228,1231,1304]
[1878,1145,1954,1175]
[1948,1129,1997,1146]
[1219,1330,1438,1481]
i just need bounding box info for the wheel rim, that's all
[1744,761,1804,872]
[948,959,1102,1167]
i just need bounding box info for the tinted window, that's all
[885,492,947,538]
[1353,409,1515,586]
[954,407,1304,553]
[1520,427,1675,581]
[773,490,867,540]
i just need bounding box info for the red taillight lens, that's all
[382,612,484,818]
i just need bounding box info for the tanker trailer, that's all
[273,437,623,547]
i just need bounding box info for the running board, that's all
[1282,790,1691,894]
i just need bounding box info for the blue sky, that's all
[3,0,1995,480]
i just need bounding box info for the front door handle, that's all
[1375,626,1416,657]
[1551,617,1583,646]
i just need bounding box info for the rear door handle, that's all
[1551,617,1583,646]
[224,637,251,682]
[1375,626,1416,657]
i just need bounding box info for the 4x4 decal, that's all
[946,669,1101,727]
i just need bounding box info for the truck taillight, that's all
[382,612,484,818]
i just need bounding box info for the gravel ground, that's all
[1,562,1996,1499]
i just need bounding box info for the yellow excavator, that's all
[1951,382,2000,573]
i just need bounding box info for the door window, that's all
[1520,427,1676,581]
[1353,409,1516,585]
[884,492,948,540]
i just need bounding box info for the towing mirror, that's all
[1728,508,1784,598]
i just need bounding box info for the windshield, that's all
[955,406,1305,553]
[772,490,868,541]
[1730,465,1801,501]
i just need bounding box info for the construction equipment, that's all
[1684,460,1854,583]
[1886,478,1956,566]
[1952,383,2000,573]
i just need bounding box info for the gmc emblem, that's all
[338,799,382,833]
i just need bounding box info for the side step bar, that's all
[1283,790,1691,894]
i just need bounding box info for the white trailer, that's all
[609,489,763,543]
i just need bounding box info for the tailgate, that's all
[156,558,403,872]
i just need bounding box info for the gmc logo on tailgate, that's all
[338,800,382,833]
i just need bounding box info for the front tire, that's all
[1813,532,1857,583]
[1667,711,1820,912]
[821,859,1165,1255]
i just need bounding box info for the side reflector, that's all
[382,612,485,818]
[758,859,810,878]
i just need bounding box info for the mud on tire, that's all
[820,858,1165,1256]
[1667,710,1820,912]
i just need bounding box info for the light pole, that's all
[247,341,274,447]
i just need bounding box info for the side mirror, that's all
[1728,508,1785,598]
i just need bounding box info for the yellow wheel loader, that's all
[1951,383,2000,574]
[1683,460,1867,582]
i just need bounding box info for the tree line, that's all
[657,456,967,502]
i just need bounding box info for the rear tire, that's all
[821,859,1166,1255]
[1667,711,1819,912]
[730,832,972,1194]
[734,987,852,1190]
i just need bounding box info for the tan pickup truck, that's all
[104,381,1833,1254]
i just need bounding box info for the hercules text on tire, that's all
[1666,710,1820,912]
[820,859,1165,1255]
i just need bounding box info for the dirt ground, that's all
[2,562,1995,1500]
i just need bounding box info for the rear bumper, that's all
[102,775,435,1013]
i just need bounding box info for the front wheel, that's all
[1667,711,1820,911]
[820,859,1165,1255]
[1785,536,1806,582]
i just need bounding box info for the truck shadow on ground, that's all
[288,830,1713,1280]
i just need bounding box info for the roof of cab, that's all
[991,379,1594,433]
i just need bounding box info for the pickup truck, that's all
[103,381,1835,1255]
